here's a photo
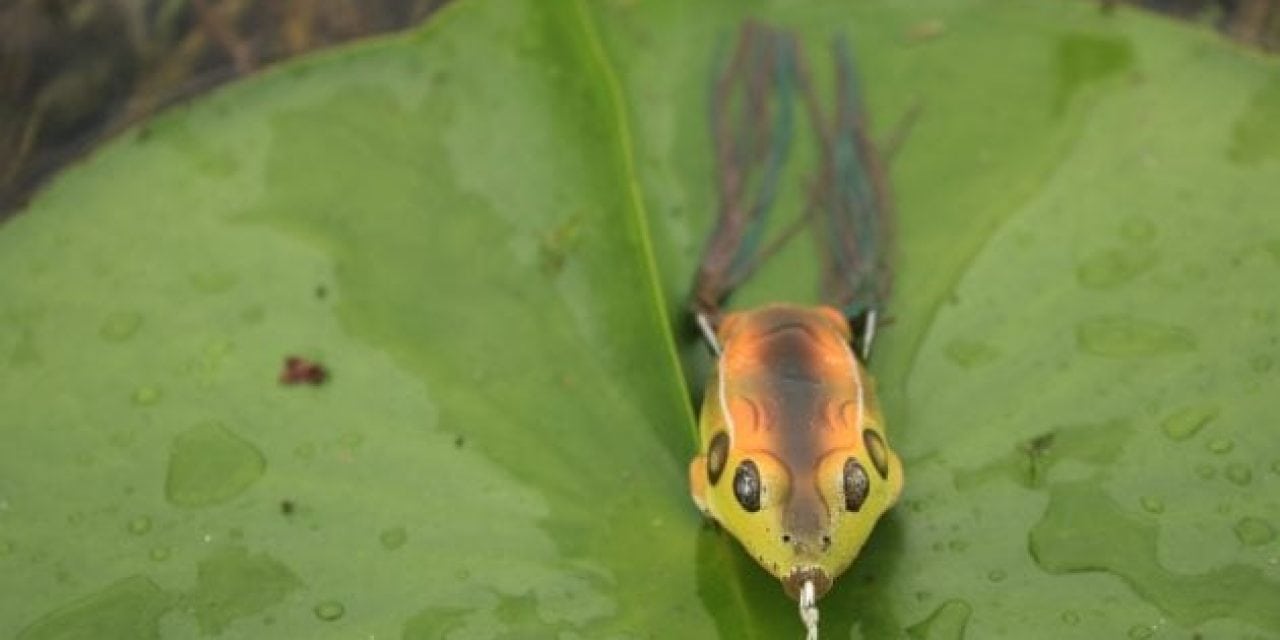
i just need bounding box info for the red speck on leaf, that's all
[280,356,328,385]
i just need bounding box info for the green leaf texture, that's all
[2,1,1279,638]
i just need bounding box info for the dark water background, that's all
[0,0,1275,219]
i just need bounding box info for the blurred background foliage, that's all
[1,0,1279,217]
[0,0,448,215]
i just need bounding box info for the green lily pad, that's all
[1,0,1278,638]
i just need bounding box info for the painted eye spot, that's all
[864,429,890,479]
[843,457,869,512]
[706,432,729,485]
[733,460,761,513]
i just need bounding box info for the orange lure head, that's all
[689,304,903,600]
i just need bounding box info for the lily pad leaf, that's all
[2,0,1279,638]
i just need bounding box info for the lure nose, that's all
[783,566,833,601]
[782,530,833,557]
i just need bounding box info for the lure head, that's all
[689,305,903,600]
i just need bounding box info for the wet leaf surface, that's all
[1,1,1279,638]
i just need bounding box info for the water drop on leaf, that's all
[380,526,408,551]
[1139,497,1165,514]
[1158,405,1217,442]
[131,386,161,407]
[165,422,266,508]
[1127,624,1154,639]
[127,516,152,535]
[1208,438,1235,455]
[1235,517,1276,547]
[99,312,143,342]
[1226,463,1253,486]
[314,600,346,621]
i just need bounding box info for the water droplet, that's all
[294,443,316,461]
[181,547,300,634]
[99,312,143,342]
[1251,354,1275,373]
[1234,517,1276,547]
[1127,624,1154,639]
[943,339,1001,368]
[190,271,239,294]
[314,600,346,621]
[986,569,1006,582]
[1139,496,1165,514]
[1060,610,1080,625]
[240,306,266,325]
[165,422,266,508]
[1076,247,1157,289]
[108,431,137,448]
[8,325,41,366]
[1227,463,1254,486]
[131,386,162,407]
[204,338,233,359]
[14,576,171,639]
[905,599,972,640]
[380,526,408,551]
[1158,405,1218,441]
[149,547,170,562]
[127,516,152,535]
[1208,438,1235,455]
[1031,482,1280,633]
[1076,316,1196,358]
[1121,217,1156,244]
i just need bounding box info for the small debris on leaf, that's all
[280,356,328,385]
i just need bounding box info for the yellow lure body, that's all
[689,304,903,600]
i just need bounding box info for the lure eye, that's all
[706,432,729,485]
[733,460,762,512]
[843,457,869,512]
[863,429,890,479]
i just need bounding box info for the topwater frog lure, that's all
[687,23,902,638]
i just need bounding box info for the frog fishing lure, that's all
[687,23,902,637]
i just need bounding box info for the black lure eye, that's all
[733,460,761,512]
[706,432,729,486]
[863,429,890,479]
[843,457,869,512]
